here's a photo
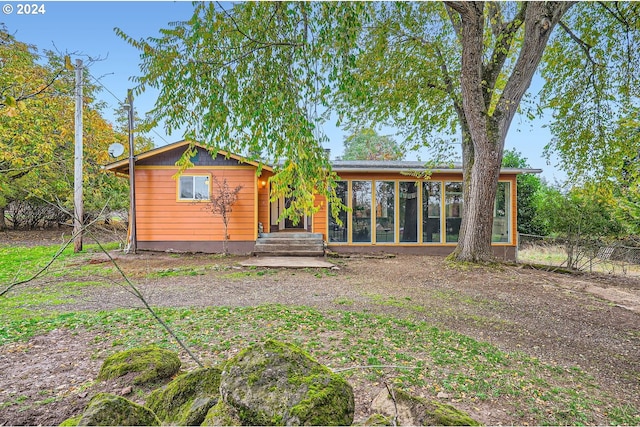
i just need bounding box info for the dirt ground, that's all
[1,229,639,425]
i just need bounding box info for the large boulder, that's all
[370,387,481,426]
[97,345,181,385]
[146,366,222,425]
[201,400,243,426]
[218,340,354,426]
[76,393,160,426]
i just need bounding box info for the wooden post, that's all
[127,89,137,253]
[73,59,83,253]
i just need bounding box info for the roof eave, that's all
[102,139,274,174]
[331,167,542,175]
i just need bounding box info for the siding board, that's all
[134,167,258,242]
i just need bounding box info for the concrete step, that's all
[254,249,325,257]
[254,233,325,257]
[258,232,323,240]
[255,243,324,252]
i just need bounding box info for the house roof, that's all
[103,139,273,174]
[104,140,542,176]
[330,160,542,175]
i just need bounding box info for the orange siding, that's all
[312,194,327,240]
[135,167,257,242]
[257,170,273,234]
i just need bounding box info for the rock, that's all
[76,393,160,426]
[59,415,81,426]
[146,366,222,425]
[363,413,393,426]
[201,400,243,426]
[219,339,354,426]
[437,392,451,399]
[121,386,133,396]
[97,345,181,385]
[370,387,481,426]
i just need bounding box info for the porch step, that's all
[254,233,325,257]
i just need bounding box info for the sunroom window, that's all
[399,181,418,243]
[179,175,210,200]
[445,182,463,242]
[423,182,442,243]
[492,182,510,242]
[329,181,348,243]
[351,180,372,243]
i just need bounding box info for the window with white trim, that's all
[179,175,210,200]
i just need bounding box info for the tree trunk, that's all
[0,206,5,231]
[453,137,502,262]
[447,1,572,262]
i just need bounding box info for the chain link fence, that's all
[518,233,640,276]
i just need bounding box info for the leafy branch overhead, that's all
[117,2,640,262]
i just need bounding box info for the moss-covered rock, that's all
[201,400,242,426]
[219,339,354,426]
[97,345,181,385]
[76,393,160,426]
[363,413,393,426]
[146,366,222,425]
[59,415,81,426]
[371,387,481,426]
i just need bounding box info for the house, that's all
[104,140,541,260]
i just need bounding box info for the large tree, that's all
[119,2,640,262]
[340,128,405,161]
[0,28,133,228]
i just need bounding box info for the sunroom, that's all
[322,160,538,259]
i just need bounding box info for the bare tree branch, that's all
[443,2,463,41]
[0,67,67,109]
[558,20,602,67]
[216,1,303,48]
[0,213,103,296]
[87,231,204,368]
[482,3,528,108]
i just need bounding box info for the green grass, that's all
[0,241,121,284]
[0,299,626,425]
[0,244,638,425]
[219,269,277,279]
[364,293,426,312]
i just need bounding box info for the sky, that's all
[2,1,566,181]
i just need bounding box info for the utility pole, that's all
[125,89,137,253]
[73,59,83,253]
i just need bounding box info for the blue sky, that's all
[2,1,564,181]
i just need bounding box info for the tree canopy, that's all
[340,128,405,161]
[0,27,150,229]
[119,2,640,262]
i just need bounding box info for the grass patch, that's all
[1,244,637,425]
[0,242,121,284]
[0,299,625,425]
[364,293,425,312]
[147,267,207,278]
[219,269,277,279]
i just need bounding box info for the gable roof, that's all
[103,140,273,175]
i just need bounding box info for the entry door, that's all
[284,197,305,229]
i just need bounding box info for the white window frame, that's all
[178,175,210,201]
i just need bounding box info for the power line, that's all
[86,70,171,147]
[87,71,124,106]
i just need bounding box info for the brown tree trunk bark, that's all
[0,206,5,231]
[447,1,572,262]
